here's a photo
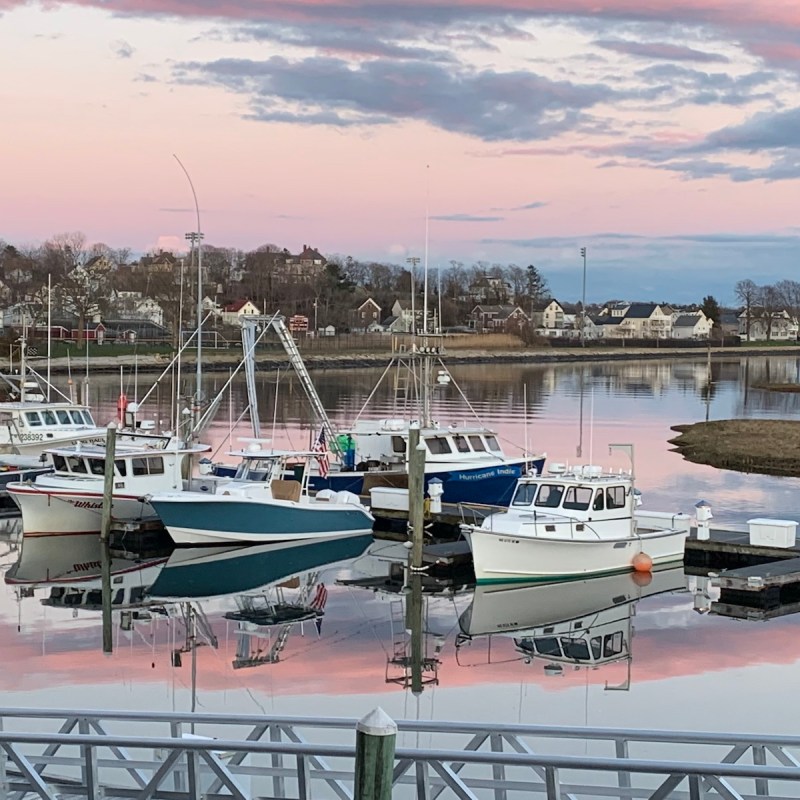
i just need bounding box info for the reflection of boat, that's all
[457,567,686,678]
[148,533,373,600]
[463,463,690,584]
[5,531,167,587]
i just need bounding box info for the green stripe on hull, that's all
[476,558,685,585]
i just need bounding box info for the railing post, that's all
[354,708,397,800]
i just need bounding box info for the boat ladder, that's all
[271,317,340,453]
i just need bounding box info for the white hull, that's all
[0,430,106,458]
[167,525,374,546]
[9,487,156,536]
[469,527,687,584]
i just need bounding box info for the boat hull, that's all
[150,495,374,546]
[308,456,546,506]
[469,527,687,584]
[8,485,156,536]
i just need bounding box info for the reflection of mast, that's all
[385,571,442,692]
[577,367,585,458]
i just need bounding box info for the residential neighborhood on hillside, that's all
[0,234,798,346]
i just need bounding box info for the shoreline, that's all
[17,343,800,375]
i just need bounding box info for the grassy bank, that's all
[669,420,800,477]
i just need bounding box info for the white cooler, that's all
[747,518,798,548]
[369,487,409,512]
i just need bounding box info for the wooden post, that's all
[100,421,117,654]
[354,708,397,800]
[407,424,426,570]
[407,571,424,695]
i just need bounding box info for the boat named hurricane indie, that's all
[8,434,210,536]
[462,462,691,584]
[148,444,374,546]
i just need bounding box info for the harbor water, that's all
[3,353,800,740]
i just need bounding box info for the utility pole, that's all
[406,256,420,334]
[580,247,587,347]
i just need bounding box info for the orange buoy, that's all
[632,552,653,573]
[631,570,652,587]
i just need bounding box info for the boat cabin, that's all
[509,464,637,520]
[0,403,101,443]
[338,420,507,471]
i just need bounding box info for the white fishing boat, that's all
[149,445,374,545]
[8,435,209,536]
[463,461,691,584]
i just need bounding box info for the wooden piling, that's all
[407,424,426,570]
[354,708,397,800]
[100,422,117,654]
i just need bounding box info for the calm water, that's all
[3,354,800,737]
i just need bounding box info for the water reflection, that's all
[455,569,687,691]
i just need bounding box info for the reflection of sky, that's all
[5,354,800,731]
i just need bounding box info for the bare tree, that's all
[757,284,782,341]
[59,260,110,348]
[735,279,758,341]
[776,280,800,328]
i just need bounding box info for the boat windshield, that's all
[534,484,565,508]
[511,483,538,506]
[235,457,277,481]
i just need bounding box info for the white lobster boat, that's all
[8,435,209,536]
[463,462,690,584]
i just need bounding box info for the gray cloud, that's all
[594,39,729,63]
[432,213,504,222]
[175,55,614,141]
[111,39,135,59]
[512,201,547,210]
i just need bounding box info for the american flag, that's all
[312,427,330,478]
[310,582,328,635]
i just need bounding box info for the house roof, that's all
[590,315,620,326]
[357,298,381,311]
[674,315,702,327]
[223,299,254,312]
[531,298,561,312]
[624,302,658,319]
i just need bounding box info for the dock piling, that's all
[100,421,118,654]
[407,425,426,571]
[354,708,397,800]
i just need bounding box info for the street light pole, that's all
[174,155,204,430]
[580,247,587,347]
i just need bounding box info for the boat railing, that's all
[510,509,606,540]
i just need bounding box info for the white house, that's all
[738,308,799,341]
[616,303,673,339]
[530,299,565,329]
[111,291,165,327]
[221,299,260,327]
[672,312,713,339]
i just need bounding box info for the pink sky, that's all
[1,0,799,297]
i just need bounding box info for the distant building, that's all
[221,299,260,326]
[530,299,565,329]
[738,308,798,341]
[672,312,713,339]
[467,274,511,304]
[353,298,381,331]
[469,304,529,333]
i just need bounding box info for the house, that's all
[590,314,622,338]
[738,308,799,341]
[278,245,327,283]
[672,312,713,340]
[719,311,739,338]
[467,274,510,304]
[110,291,165,326]
[380,315,407,334]
[354,298,381,331]
[84,254,115,274]
[221,299,260,327]
[469,304,530,333]
[617,303,673,339]
[530,299,565,329]
[137,251,178,275]
[390,299,417,333]
[599,301,631,318]
[105,319,171,343]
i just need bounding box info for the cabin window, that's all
[391,436,405,454]
[81,411,94,425]
[590,637,603,659]
[25,412,42,427]
[593,490,605,511]
[131,458,149,476]
[561,638,590,661]
[149,457,164,475]
[67,456,87,474]
[42,410,57,425]
[533,637,561,656]
[52,454,67,472]
[562,486,592,511]
[485,435,501,452]
[426,437,452,455]
[115,460,127,477]
[56,410,71,424]
[511,483,537,506]
[535,484,564,508]
[88,459,105,476]
[468,435,486,452]
[604,632,624,657]
[453,435,470,453]
[606,486,626,510]
[68,411,84,424]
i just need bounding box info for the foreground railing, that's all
[0,707,796,800]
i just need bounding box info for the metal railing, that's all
[0,707,797,800]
